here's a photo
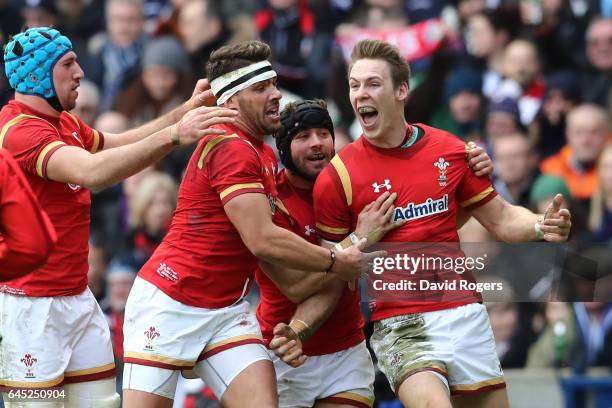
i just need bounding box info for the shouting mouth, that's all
[358,106,379,128]
[265,105,280,121]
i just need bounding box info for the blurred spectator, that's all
[492,133,539,206]
[55,0,106,59]
[527,302,612,368]
[485,98,523,139]
[527,302,576,368]
[403,0,447,23]
[94,111,130,134]
[72,79,101,126]
[533,70,581,159]
[523,0,586,70]
[456,0,487,25]
[465,9,514,92]
[90,111,130,256]
[22,0,59,28]
[103,258,137,394]
[124,171,177,267]
[86,0,148,112]
[87,234,108,303]
[540,103,609,201]
[116,36,191,126]
[588,143,612,241]
[530,174,572,213]
[255,0,334,98]
[581,17,612,108]
[486,282,530,368]
[430,66,484,140]
[0,1,24,46]
[494,39,545,126]
[178,0,231,79]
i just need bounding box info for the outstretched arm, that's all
[471,193,571,243]
[46,106,237,191]
[225,193,380,282]
[102,79,216,149]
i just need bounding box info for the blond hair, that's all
[128,172,178,229]
[589,143,612,232]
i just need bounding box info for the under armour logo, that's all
[372,179,391,193]
[304,225,315,236]
[71,131,84,147]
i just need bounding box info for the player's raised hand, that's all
[467,141,493,177]
[174,106,238,145]
[187,78,217,109]
[332,238,386,282]
[270,323,307,368]
[355,191,405,245]
[539,194,571,243]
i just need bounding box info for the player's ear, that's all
[395,81,409,103]
[223,94,239,110]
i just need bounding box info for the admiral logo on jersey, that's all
[392,194,448,222]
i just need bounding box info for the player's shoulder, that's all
[417,124,468,156]
[196,132,257,168]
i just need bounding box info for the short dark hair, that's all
[349,39,411,89]
[282,99,327,115]
[206,41,271,82]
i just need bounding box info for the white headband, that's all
[210,60,277,105]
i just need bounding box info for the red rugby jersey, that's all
[313,124,497,321]
[139,124,278,308]
[255,170,364,356]
[0,149,57,281]
[0,100,104,296]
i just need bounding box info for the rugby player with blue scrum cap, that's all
[0,26,235,407]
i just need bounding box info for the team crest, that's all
[304,225,315,236]
[372,179,392,193]
[434,158,450,186]
[21,353,37,378]
[144,326,161,350]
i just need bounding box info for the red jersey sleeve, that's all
[65,112,104,153]
[457,145,497,210]
[0,149,57,281]
[313,162,351,242]
[206,139,266,205]
[3,119,66,179]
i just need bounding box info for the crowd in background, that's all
[1,0,611,406]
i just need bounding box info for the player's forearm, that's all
[251,225,333,273]
[489,202,542,242]
[291,278,345,335]
[103,102,188,149]
[83,128,173,191]
[259,260,334,303]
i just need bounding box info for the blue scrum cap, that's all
[4,27,72,102]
